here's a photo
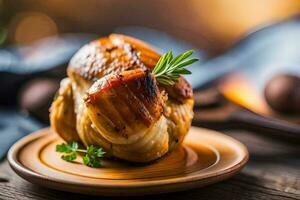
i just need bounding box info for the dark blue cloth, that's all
[0,108,44,159]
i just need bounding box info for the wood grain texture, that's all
[0,130,299,199]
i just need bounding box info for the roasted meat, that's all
[50,34,194,162]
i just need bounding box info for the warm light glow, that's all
[11,12,58,45]
[219,73,271,115]
[190,0,300,49]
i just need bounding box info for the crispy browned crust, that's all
[67,34,192,101]
[85,68,164,128]
[50,34,194,162]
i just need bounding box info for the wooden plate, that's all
[8,127,248,196]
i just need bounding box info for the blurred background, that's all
[1,0,300,158]
[2,0,300,53]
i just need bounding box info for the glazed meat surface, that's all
[50,34,194,162]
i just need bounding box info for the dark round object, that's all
[264,74,300,114]
[19,78,60,123]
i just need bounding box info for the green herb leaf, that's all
[83,154,90,165]
[153,50,199,86]
[84,145,105,168]
[61,152,77,161]
[56,141,78,153]
[56,142,105,168]
[83,154,101,168]
[56,143,69,152]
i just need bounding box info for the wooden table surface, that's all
[0,128,299,200]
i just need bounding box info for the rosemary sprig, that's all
[56,141,105,168]
[153,50,199,85]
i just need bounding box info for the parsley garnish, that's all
[56,141,105,168]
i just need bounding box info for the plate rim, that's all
[8,127,249,190]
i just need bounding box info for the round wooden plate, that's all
[8,126,248,196]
